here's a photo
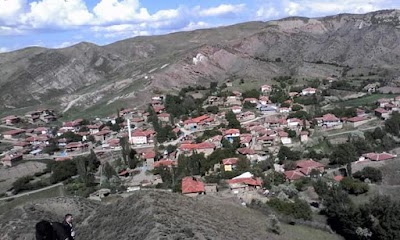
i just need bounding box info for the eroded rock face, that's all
[1,10,400,116]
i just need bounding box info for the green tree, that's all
[242,89,260,99]
[243,101,257,109]
[277,146,301,161]
[353,167,382,183]
[166,144,177,154]
[385,112,400,136]
[291,104,303,111]
[50,160,77,184]
[226,110,241,129]
[340,177,369,195]
[268,214,281,235]
[236,158,250,173]
[76,156,95,187]
[330,143,357,165]
[206,105,219,114]
[103,162,117,179]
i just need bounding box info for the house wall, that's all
[3,134,13,139]
[184,123,197,130]
[205,185,218,193]
[132,136,147,145]
[281,137,292,145]
[2,160,12,167]
[224,165,233,172]
[184,192,201,197]
[300,135,308,142]
[349,119,370,128]
[198,148,215,157]
[146,158,155,170]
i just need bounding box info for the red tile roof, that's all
[347,116,367,122]
[184,115,209,124]
[300,131,309,136]
[237,147,255,155]
[3,129,25,136]
[180,142,215,151]
[2,115,19,121]
[224,129,240,135]
[94,130,112,136]
[334,175,344,182]
[303,87,317,92]
[316,114,340,122]
[363,152,397,161]
[243,98,258,102]
[2,153,23,162]
[153,159,176,168]
[182,177,205,194]
[296,159,324,169]
[158,113,170,117]
[65,142,87,149]
[227,177,262,186]
[222,158,238,165]
[143,151,156,159]
[284,170,305,181]
[374,108,388,114]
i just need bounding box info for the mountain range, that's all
[1,9,400,118]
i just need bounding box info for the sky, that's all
[0,0,400,52]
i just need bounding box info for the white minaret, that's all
[127,119,132,144]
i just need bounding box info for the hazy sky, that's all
[1,0,399,52]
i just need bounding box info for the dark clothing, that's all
[35,221,69,240]
[62,221,75,240]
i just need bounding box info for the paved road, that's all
[0,182,63,201]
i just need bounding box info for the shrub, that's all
[50,160,77,184]
[267,214,281,234]
[340,177,369,195]
[267,198,312,220]
[353,167,382,183]
[12,176,34,194]
[291,104,303,111]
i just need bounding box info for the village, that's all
[1,76,400,214]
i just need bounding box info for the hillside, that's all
[1,10,400,118]
[0,190,342,240]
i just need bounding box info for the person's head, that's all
[35,220,55,240]
[64,214,73,224]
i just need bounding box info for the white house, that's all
[131,131,149,145]
[224,129,241,139]
[279,107,291,113]
[315,114,342,128]
[261,84,272,93]
[232,106,242,114]
[278,131,292,145]
[300,131,309,142]
[301,87,317,96]
[259,96,269,105]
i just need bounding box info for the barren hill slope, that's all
[1,10,400,118]
[0,191,342,240]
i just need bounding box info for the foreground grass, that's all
[0,185,65,214]
[281,224,343,240]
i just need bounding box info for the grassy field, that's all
[0,185,65,214]
[282,224,343,240]
[338,93,399,107]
